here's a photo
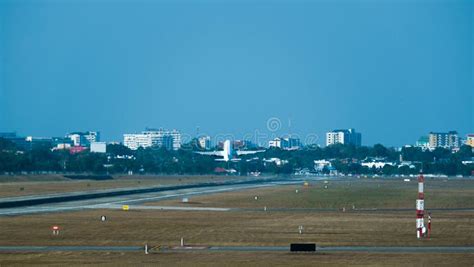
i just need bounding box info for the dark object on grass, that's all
[290,243,316,252]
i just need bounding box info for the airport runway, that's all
[0,177,310,216]
[2,176,473,216]
[0,245,473,253]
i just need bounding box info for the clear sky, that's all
[0,0,472,146]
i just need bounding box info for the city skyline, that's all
[1,126,472,150]
[1,1,472,146]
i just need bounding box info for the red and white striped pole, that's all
[428,212,431,239]
[416,172,425,239]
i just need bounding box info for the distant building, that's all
[0,132,17,139]
[51,137,74,150]
[268,137,301,150]
[124,128,181,150]
[263,157,288,166]
[0,132,29,150]
[428,131,460,150]
[361,160,394,169]
[217,140,256,150]
[466,134,474,148]
[90,142,107,153]
[66,131,100,147]
[326,128,361,147]
[233,140,257,150]
[123,133,150,150]
[415,136,430,150]
[198,136,211,150]
[314,160,332,172]
[268,138,282,148]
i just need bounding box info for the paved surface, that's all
[0,245,473,253]
[0,177,311,216]
[106,204,231,211]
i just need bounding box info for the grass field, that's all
[0,175,237,198]
[1,252,473,266]
[0,177,473,265]
[153,178,474,209]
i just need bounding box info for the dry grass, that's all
[152,179,474,209]
[0,175,234,198]
[0,209,473,247]
[1,251,474,266]
[0,178,473,265]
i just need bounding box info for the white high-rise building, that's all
[123,129,181,150]
[326,128,361,147]
[66,131,100,146]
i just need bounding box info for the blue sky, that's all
[0,0,472,146]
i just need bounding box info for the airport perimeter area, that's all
[0,175,473,266]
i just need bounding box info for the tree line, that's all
[0,138,472,176]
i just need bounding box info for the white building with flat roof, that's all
[90,142,107,153]
[123,134,151,150]
[124,129,181,150]
[326,128,361,147]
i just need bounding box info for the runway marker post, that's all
[51,225,60,235]
[298,225,304,234]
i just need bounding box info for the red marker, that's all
[416,172,425,239]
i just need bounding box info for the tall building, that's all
[198,136,211,150]
[268,137,301,150]
[326,128,361,147]
[66,131,100,146]
[465,134,474,148]
[124,129,181,150]
[428,131,460,150]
